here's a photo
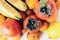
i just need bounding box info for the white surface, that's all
[20,10,60,40]
[56,10,60,22]
[21,32,28,40]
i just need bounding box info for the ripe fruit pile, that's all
[0,0,60,40]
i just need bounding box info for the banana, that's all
[7,0,27,11]
[0,0,22,20]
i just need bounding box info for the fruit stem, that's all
[40,0,48,7]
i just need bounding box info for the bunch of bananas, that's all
[0,0,27,20]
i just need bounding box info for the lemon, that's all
[47,22,60,39]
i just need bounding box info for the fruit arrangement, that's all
[0,0,60,40]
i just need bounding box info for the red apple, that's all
[0,18,21,37]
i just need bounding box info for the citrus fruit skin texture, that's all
[0,15,5,24]
[26,0,38,9]
[48,22,60,39]
[56,0,60,9]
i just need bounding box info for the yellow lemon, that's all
[48,22,60,39]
